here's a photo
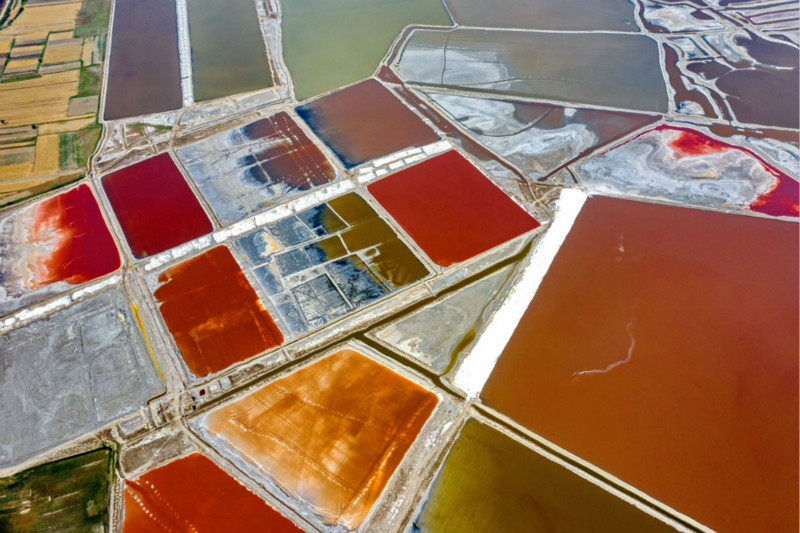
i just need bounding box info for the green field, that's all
[0,448,113,533]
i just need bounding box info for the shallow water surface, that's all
[443,0,637,31]
[176,112,338,225]
[397,29,669,113]
[415,419,679,533]
[282,0,451,100]
[187,0,273,101]
[297,80,439,168]
[482,196,799,533]
[104,0,182,119]
[0,184,121,315]
[204,348,438,529]
[233,193,429,337]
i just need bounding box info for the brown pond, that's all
[296,79,438,169]
[481,196,799,533]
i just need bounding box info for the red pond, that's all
[666,127,728,156]
[368,150,539,267]
[103,153,213,259]
[750,169,800,217]
[123,452,303,533]
[657,125,799,217]
[29,184,120,287]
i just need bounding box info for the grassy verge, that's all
[74,0,111,38]
[76,123,101,168]
[76,65,102,97]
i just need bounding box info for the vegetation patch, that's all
[76,123,100,167]
[0,448,113,533]
[58,131,77,168]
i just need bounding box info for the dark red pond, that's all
[103,153,212,258]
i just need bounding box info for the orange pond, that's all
[481,196,799,533]
[154,246,283,378]
[205,348,438,529]
[123,452,303,533]
[368,150,539,267]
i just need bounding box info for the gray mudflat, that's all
[0,287,164,468]
[576,127,778,209]
[372,265,514,374]
[397,29,668,114]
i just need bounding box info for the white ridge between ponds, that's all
[453,188,587,397]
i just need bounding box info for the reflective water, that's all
[443,0,637,31]
[104,0,182,119]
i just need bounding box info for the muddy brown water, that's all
[482,196,799,533]
[104,0,182,119]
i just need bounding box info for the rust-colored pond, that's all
[123,452,303,533]
[154,246,283,378]
[481,196,799,533]
[102,153,212,258]
[205,348,438,529]
[368,150,539,267]
[296,79,438,168]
